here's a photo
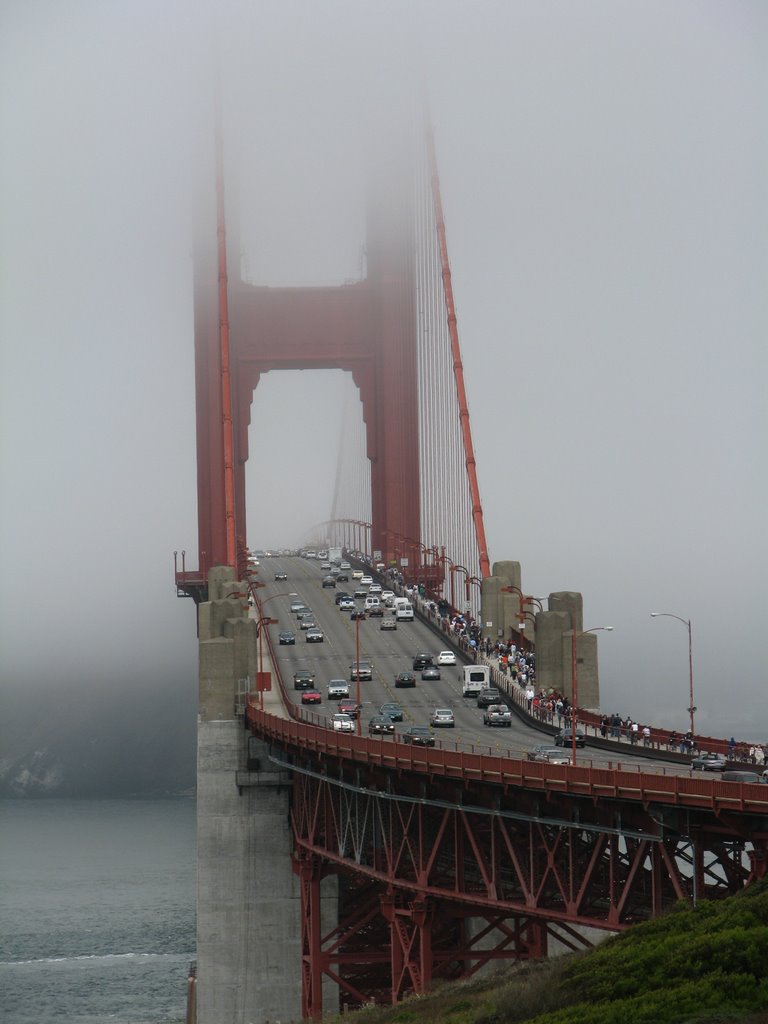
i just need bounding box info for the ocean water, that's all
[0,798,196,1024]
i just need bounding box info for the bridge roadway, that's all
[256,554,685,776]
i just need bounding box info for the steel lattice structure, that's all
[246,703,768,1017]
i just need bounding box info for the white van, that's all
[462,664,491,698]
[364,596,381,611]
[394,598,414,622]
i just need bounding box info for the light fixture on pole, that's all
[651,612,695,736]
[571,626,614,764]
[355,611,361,735]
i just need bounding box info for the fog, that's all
[1,1,765,742]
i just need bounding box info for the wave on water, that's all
[3,952,196,967]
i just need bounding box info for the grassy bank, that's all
[323,878,768,1024]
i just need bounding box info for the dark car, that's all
[293,669,316,690]
[367,604,384,617]
[368,715,395,735]
[350,609,366,621]
[380,702,404,722]
[395,672,416,688]
[412,653,433,671]
[274,571,288,581]
[402,726,435,747]
[555,728,586,748]
[336,571,349,582]
[476,688,502,709]
[691,752,727,772]
[305,627,324,643]
[301,689,322,705]
[334,591,351,604]
[421,665,441,681]
[278,630,296,645]
[720,770,767,783]
[338,699,361,719]
[322,576,336,588]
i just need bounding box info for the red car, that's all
[338,698,361,719]
[301,690,322,705]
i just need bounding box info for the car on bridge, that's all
[395,672,416,688]
[338,699,362,719]
[274,571,288,581]
[436,651,457,666]
[293,669,316,690]
[351,569,364,579]
[339,598,355,611]
[353,589,367,600]
[483,704,512,727]
[430,708,455,728]
[327,680,350,700]
[294,605,312,619]
[380,702,404,722]
[321,576,336,588]
[412,653,433,671]
[476,688,503,709]
[379,616,397,631]
[350,660,373,681]
[421,665,441,681]
[368,715,395,735]
[320,561,331,570]
[527,745,571,764]
[278,630,296,645]
[334,591,351,604]
[555,728,586,748]
[299,615,316,630]
[336,571,349,581]
[402,726,435,747]
[368,583,382,594]
[350,609,366,621]
[691,752,728,772]
[290,600,307,613]
[305,627,324,643]
[340,561,351,571]
[360,575,373,586]
[332,714,354,733]
[301,690,322,706]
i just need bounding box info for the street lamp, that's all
[571,626,614,764]
[355,611,361,735]
[651,612,695,736]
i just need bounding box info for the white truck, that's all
[328,546,343,565]
[393,597,414,622]
[462,664,491,698]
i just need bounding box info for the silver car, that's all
[430,707,455,728]
[527,746,571,765]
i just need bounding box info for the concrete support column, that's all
[480,561,521,640]
[196,567,305,1024]
[533,611,571,695]
[566,630,600,710]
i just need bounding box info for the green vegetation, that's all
[323,879,768,1024]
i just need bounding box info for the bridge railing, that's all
[244,698,768,814]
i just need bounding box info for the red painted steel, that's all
[215,116,237,568]
[426,122,491,579]
[248,698,767,1015]
[193,203,421,574]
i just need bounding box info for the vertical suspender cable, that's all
[215,87,237,569]
[426,120,490,580]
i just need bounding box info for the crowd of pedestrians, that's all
[387,568,768,764]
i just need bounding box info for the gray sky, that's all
[1,1,765,740]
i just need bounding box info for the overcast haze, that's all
[1,2,765,741]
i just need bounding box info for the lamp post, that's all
[571,626,614,764]
[651,612,695,736]
[355,611,361,735]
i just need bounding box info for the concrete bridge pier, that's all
[195,566,310,1024]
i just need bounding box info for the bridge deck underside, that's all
[283,751,762,1014]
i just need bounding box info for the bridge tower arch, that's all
[193,135,420,571]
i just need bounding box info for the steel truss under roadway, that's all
[274,751,767,1016]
